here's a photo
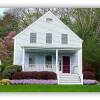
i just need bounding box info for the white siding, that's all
[13,11,82,65]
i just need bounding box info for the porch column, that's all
[77,48,83,84]
[56,49,59,84]
[22,47,25,71]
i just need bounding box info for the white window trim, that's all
[46,33,53,44]
[30,32,37,43]
[46,33,52,44]
[61,34,68,44]
[29,54,36,67]
[46,18,53,22]
[44,55,53,68]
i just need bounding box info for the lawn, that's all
[0,84,100,92]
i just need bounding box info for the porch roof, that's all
[24,48,78,54]
[21,44,81,51]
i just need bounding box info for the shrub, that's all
[38,71,57,80]
[10,79,57,85]
[2,67,17,79]
[0,64,10,72]
[83,79,97,85]
[2,65,22,79]
[83,71,96,79]
[10,65,22,72]
[0,79,11,85]
[11,71,57,80]
[0,64,10,79]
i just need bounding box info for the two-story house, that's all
[13,11,83,84]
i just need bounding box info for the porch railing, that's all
[24,64,56,72]
[24,64,81,74]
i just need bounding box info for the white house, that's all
[13,11,83,84]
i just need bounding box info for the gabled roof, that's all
[13,11,83,42]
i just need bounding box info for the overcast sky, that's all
[0,8,8,16]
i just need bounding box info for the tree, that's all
[0,8,100,70]
[8,8,71,31]
[0,31,16,64]
[0,12,18,37]
[61,8,100,69]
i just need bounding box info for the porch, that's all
[21,47,83,84]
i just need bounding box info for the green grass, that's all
[0,84,100,92]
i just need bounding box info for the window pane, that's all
[61,34,68,44]
[29,55,35,67]
[46,18,53,22]
[30,33,36,43]
[46,33,52,43]
[45,55,52,67]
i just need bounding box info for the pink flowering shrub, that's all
[83,79,98,85]
[10,79,57,84]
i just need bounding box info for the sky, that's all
[0,8,8,16]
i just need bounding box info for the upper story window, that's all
[46,18,53,22]
[61,34,68,44]
[46,33,52,44]
[30,33,36,43]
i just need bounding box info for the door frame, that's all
[61,55,71,74]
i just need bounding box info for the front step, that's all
[59,74,81,84]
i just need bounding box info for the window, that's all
[30,33,36,43]
[61,34,68,44]
[46,33,52,44]
[46,18,52,22]
[45,55,52,68]
[29,55,35,67]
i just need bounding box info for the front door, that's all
[63,56,70,73]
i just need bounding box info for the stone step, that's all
[60,78,80,81]
[59,74,81,84]
[59,81,81,84]
[60,74,79,76]
[59,80,80,83]
[60,76,80,78]
[60,76,80,79]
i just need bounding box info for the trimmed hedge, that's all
[11,71,57,80]
[83,71,96,79]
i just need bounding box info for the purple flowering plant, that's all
[83,79,98,85]
[10,79,57,85]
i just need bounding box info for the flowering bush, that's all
[0,79,11,85]
[83,79,98,85]
[83,71,96,79]
[10,79,57,84]
[11,71,57,80]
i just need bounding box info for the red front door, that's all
[63,56,70,73]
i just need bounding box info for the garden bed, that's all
[0,79,57,85]
[83,79,98,85]
[10,79,57,84]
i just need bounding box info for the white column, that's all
[56,49,59,84]
[0,60,1,65]
[22,47,25,71]
[77,48,83,84]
